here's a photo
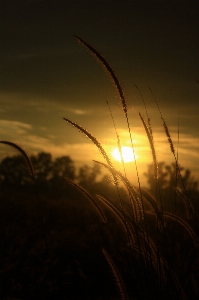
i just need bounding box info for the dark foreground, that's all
[1,183,199,300]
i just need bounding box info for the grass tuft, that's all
[1,36,198,300]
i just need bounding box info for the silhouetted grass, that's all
[0,37,199,300]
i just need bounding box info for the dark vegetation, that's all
[1,156,198,300]
[1,36,199,299]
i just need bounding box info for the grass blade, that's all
[0,140,34,177]
[102,248,129,300]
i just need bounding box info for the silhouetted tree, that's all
[77,163,101,188]
[0,155,31,187]
[76,163,120,200]
[31,152,53,187]
[0,152,75,190]
[49,156,75,194]
[0,152,115,200]
[145,162,198,193]
[144,162,199,211]
[144,162,169,195]
[165,164,198,192]
[52,156,75,180]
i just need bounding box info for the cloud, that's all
[0,119,32,135]
[0,92,93,116]
[64,107,91,116]
[0,118,98,163]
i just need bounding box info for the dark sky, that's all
[0,0,199,182]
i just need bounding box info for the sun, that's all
[112,146,135,163]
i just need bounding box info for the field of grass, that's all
[0,37,199,299]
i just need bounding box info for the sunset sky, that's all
[1,0,199,185]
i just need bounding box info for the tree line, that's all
[0,152,198,204]
[0,152,112,197]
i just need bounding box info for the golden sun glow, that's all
[112,146,136,163]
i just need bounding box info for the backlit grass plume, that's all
[63,117,118,186]
[74,36,140,194]
[74,35,127,116]
[102,248,129,300]
[1,36,198,300]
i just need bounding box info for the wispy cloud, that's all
[0,119,32,134]
[0,92,92,116]
[64,107,90,115]
[0,119,97,162]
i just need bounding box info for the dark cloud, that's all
[1,1,199,99]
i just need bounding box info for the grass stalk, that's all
[0,140,55,293]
